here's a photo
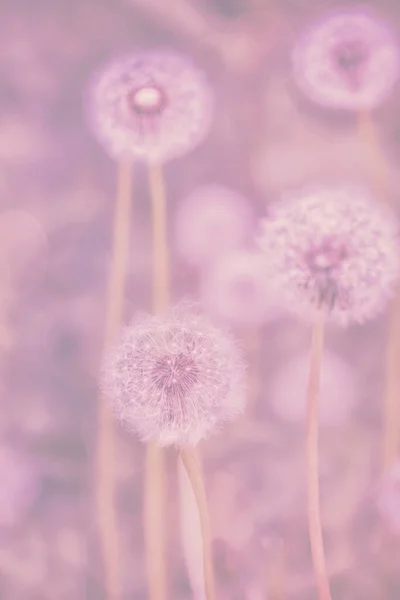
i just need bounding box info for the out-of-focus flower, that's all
[101,301,247,446]
[0,445,39,528]
[375,461,400,534]
[175,185,253,267]
[292,10,399,110]
[86,49,213,163]
[200,249,278,325]
[257,185,400,325]
[270,350,357,425]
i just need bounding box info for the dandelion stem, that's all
[180,447,216,600]
[149,162,170,313]
[266,538,286,600]
[357,110,389,203]
[357,111,400,472]
[306,308,331,600]
[144,440,167,600]
[144,161,169,600]
[383,292,400,470]
[97,160,133,599]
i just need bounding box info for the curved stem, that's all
[149,162,169,314]
[180,447,216,600]
[357,111,400,472]
[306,309,331,600]
[357,110,390,203]
[97,160,133,599]
[144,161,169,600]
[144,440,167,600]
[383,292,400,470]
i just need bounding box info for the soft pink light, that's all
[375,461,400,534]
[175,185,253,267]
[86,49,213,163]
[0,445,38,528]
[270,350,357,425]
[0,210,47,275]
[292,10,399,110]
[200,249,278,325]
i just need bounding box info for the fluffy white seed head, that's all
[86,49,213,163]
[257,185,400,326]
[101,302,247,447]
[292,9,399,110]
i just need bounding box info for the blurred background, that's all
[1,0,400,598]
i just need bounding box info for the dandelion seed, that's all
[292,10,399,110]
[86,49,213,162]
[175,185,253,267]
[257,185,400,325]
[101,302,247,447]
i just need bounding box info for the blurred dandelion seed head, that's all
[257,185,400,325]
[101,301,247,446]
[86,49,213,163]
[200,248,278,325]
[292,10,400,110]
[175,185,253,266]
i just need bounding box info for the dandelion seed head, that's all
[200,249,278,325]
[257,185,400,325]
[175,185,253,266]
[292,10,400,110]
[86,49,213,163]
[101,301,247,446]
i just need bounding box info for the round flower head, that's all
[175,185,253,267]
[375,461,400,534]
[292,10,400,110]
[257,186,400,325]
[200,249,277,325]
[101,302,247,446]
[86,49,213,163]
[270,350,357,425]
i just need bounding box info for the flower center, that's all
[332,39,369,89]
[303,240,349,308]
[129,85,167,116]
[151,352,199,401]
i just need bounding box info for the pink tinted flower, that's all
[292,10,399,110]
[270,350,357,425]
[200,249,277,325]
[375,461,400,534]
[101,301,247,447]
[175,185,253,266]
[0,445,38,528]
[86,49,213,163]
[257,185,400,325]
